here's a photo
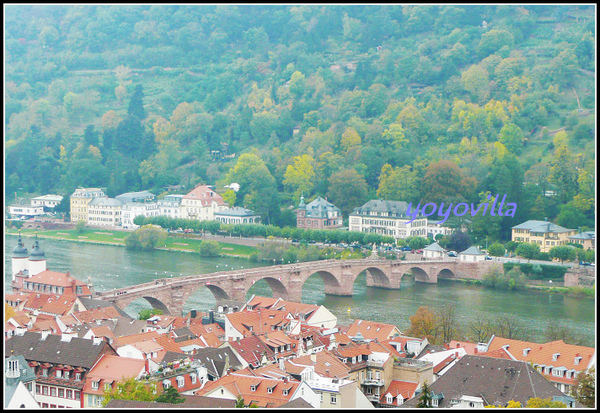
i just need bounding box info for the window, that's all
[267,387,273,394]
[163,380,171,389]
[92,381,99,390]
[56,370,62,378]
[387,394,393,404]
[330,394,337,404]
[66,390,72,399]
[64,371,69,380]
[75,391,80,400]
[51,387,57,396]
[75,373,81,381]
[59,389,64,398]
[36,385,41,394]
[43,386,49,395]
[42,368,48,376]
[251,385,257,392]
[177,376,185,388]
[104,383,112,391]
[190,374,197,385]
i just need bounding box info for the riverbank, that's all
[446,277,594,298]
[5,227,257,259]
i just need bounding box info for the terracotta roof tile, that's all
[346,319,401,341]
[380,380,419,405]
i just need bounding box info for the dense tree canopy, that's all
[4,5,595,243]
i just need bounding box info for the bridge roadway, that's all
[96,258,500,315]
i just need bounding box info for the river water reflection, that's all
[4,236,595,346]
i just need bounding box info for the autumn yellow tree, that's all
[283,154,316,204]
[406,306,438,345]
[5,303,16,321]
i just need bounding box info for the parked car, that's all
[579,262,592,266]
[401,246,412,251]
[485,256,493,260]
[447,251,458,257]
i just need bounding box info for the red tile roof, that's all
[228,335,275,367]
[380,380,419,405]
[287,350,351,379]
[346,319,401,342]
[112,331,161,348]
[448,340,479,355]
[485,337,596,385]
[226,308,292,338]
[83,354,146,395]
[25,270,91,295]
[183,185,227,206]
[196,373,300,408]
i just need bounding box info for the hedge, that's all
[503,262,568,280]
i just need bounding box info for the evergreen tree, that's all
[128,84,146,120]
[416,381,433,408]
[155,385,184,404]
[83,125,99,147]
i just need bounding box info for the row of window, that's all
[36,385,81,400]
[89,210,121,215]
[41,403,73,408]
[40,368,82,381]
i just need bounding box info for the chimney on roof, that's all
[283,376,288,384]
[310,353,317,363]
[474,347,478,354]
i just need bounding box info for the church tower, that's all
[11,232,29,280]
[28,235,47,276]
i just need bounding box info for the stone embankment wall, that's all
[563,267,596,287]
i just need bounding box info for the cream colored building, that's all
[70,188,106,222]
[511,220,577,253]
[349,200,427,240]
[180,184,228,221]
[568,230,595,250]
[304,369,374,409]
[87,198,123,227]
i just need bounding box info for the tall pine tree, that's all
[128,84,146,120]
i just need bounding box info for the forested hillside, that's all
[4,5,595,240]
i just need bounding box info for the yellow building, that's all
[70,188,106,223]
[568,230,595,250]
[511,220,577,253]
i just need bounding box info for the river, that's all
[4,236,595,346]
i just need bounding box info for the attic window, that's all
[267,387,273,394]
[552,353,560,361]
[574,356,582,365]
[523,348,531,356]
[250,385,257,392]
[282,389,289,396]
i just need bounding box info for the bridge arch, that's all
[256,276,290,300]
[437,268,456,279]
[356,266,392,289]
[122,296,172,317]
[179,283,231,315]
[410,266,432,283]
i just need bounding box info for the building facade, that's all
[215,207,261,225]
[511,220,577,253]
[157,194,185,220]
[296,196,343,230]
[568,230,595,250]
[86,198,123,227]
[181,184,228,221]
[31,195,63,210]
[70,188,107,223]
[349,200,427,240]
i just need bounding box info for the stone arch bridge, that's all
[95,258,501,316]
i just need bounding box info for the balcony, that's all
[366,393,381,402]
[367,360,384,368]
[361,377,385,386]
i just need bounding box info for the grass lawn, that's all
[7,227,257,258]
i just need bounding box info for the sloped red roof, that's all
[380,380,419,405]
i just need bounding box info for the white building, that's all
[157,194,185,220]
[9,205,44,218]
[70,188,107,223]
[349,200,427,239]
[181,184,228,221]
[121,202,160,229]
[426,221,453,239]
[31,194,63,210]
[423,242,447,259]
[458,246,485,262]
[215,207,261,225]
[303,366,374,409]
[86,198,123,227]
